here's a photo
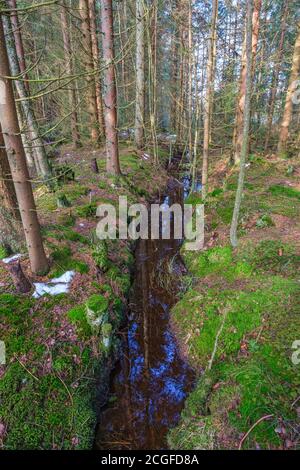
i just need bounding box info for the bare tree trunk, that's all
[7,0,29,93]
[88,0,105,140]
[277,22,300,155]
[232,0,261,165]
[60,0,81,148]
[0,19,49,275]
[201,0,218,199]
[170,0,179,132]
[147,0,158,162]
[230,0,253,248]
[2,11,53,183]
[79,0,100,144]
[0,124,20,220]
[100,0,121,174]
[135,0,145,149]
[187,0,193,165]
[264,0,289,151]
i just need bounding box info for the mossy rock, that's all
[85,294,109,330]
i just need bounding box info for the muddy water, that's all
[95,174,196,450]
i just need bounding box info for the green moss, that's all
[102,322,112,336]
[67,305,92,337]
[269,184,300,200]
[240,239,300,276]
[75,202,97,218]
[216,204,234,224]
[86,294,109,315]
[171,273,299,449]
[49,227,89,244]
[0,245,8,260]
[208,188,223,197]
[92,241,110,271]
[183,246,252,281]
[185,192,203,205]
[255,214,274,228]
[0,362,97,449]
[51,246,89,276]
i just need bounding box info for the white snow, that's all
[1,254,22,264]
[32,271,75,299]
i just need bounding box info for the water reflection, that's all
[95,178,196,450]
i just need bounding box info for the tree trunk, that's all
[60,0,81,148]
[232,0,261,165]
[0,124,20,221]
[264,0,289,151]
[100,0,121,174]
[277,22,300,155]
[230,0,253,248]
[147,0,158,162]
[7,0,29,93]
[8,260,32,293]
[79,0,100,144]
[170,0,179,132]
[2,11,53,183]
[187,0,193,166]
[201,0,218,199]
[135,0,145,149]
[0,19,49,275]
[88,0,105,140]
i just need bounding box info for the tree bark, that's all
[232,0,261,165]
[60,0,81,148]
[2,11,53,183]
[0,19,49,275]
[100,0,121,174]
[170,0,179,132]
[135,0,145,149]
[187,0,193,166]
[88,0,105,140]
[7,0,29,93]
[201,0,218,199]
[79,0,100,144]
[8,260,32,293]
[0,123,20,220]
[230,0,253,247]
[264,0,289,151]
[277,22,300,155]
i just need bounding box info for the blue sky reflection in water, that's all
[95,177,195,450]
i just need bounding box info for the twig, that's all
[208,307,229,371]
[16,357,39,381]
[238,414,274,450]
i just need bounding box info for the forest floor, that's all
[169,152,300,450]
[1,144,299,450]
[0,142,169,450]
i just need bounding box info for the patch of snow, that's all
[2,254,22,264]
[32,271,76,299]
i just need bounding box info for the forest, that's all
[0,0,299,453]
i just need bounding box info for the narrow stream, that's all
[95,168,198,450]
